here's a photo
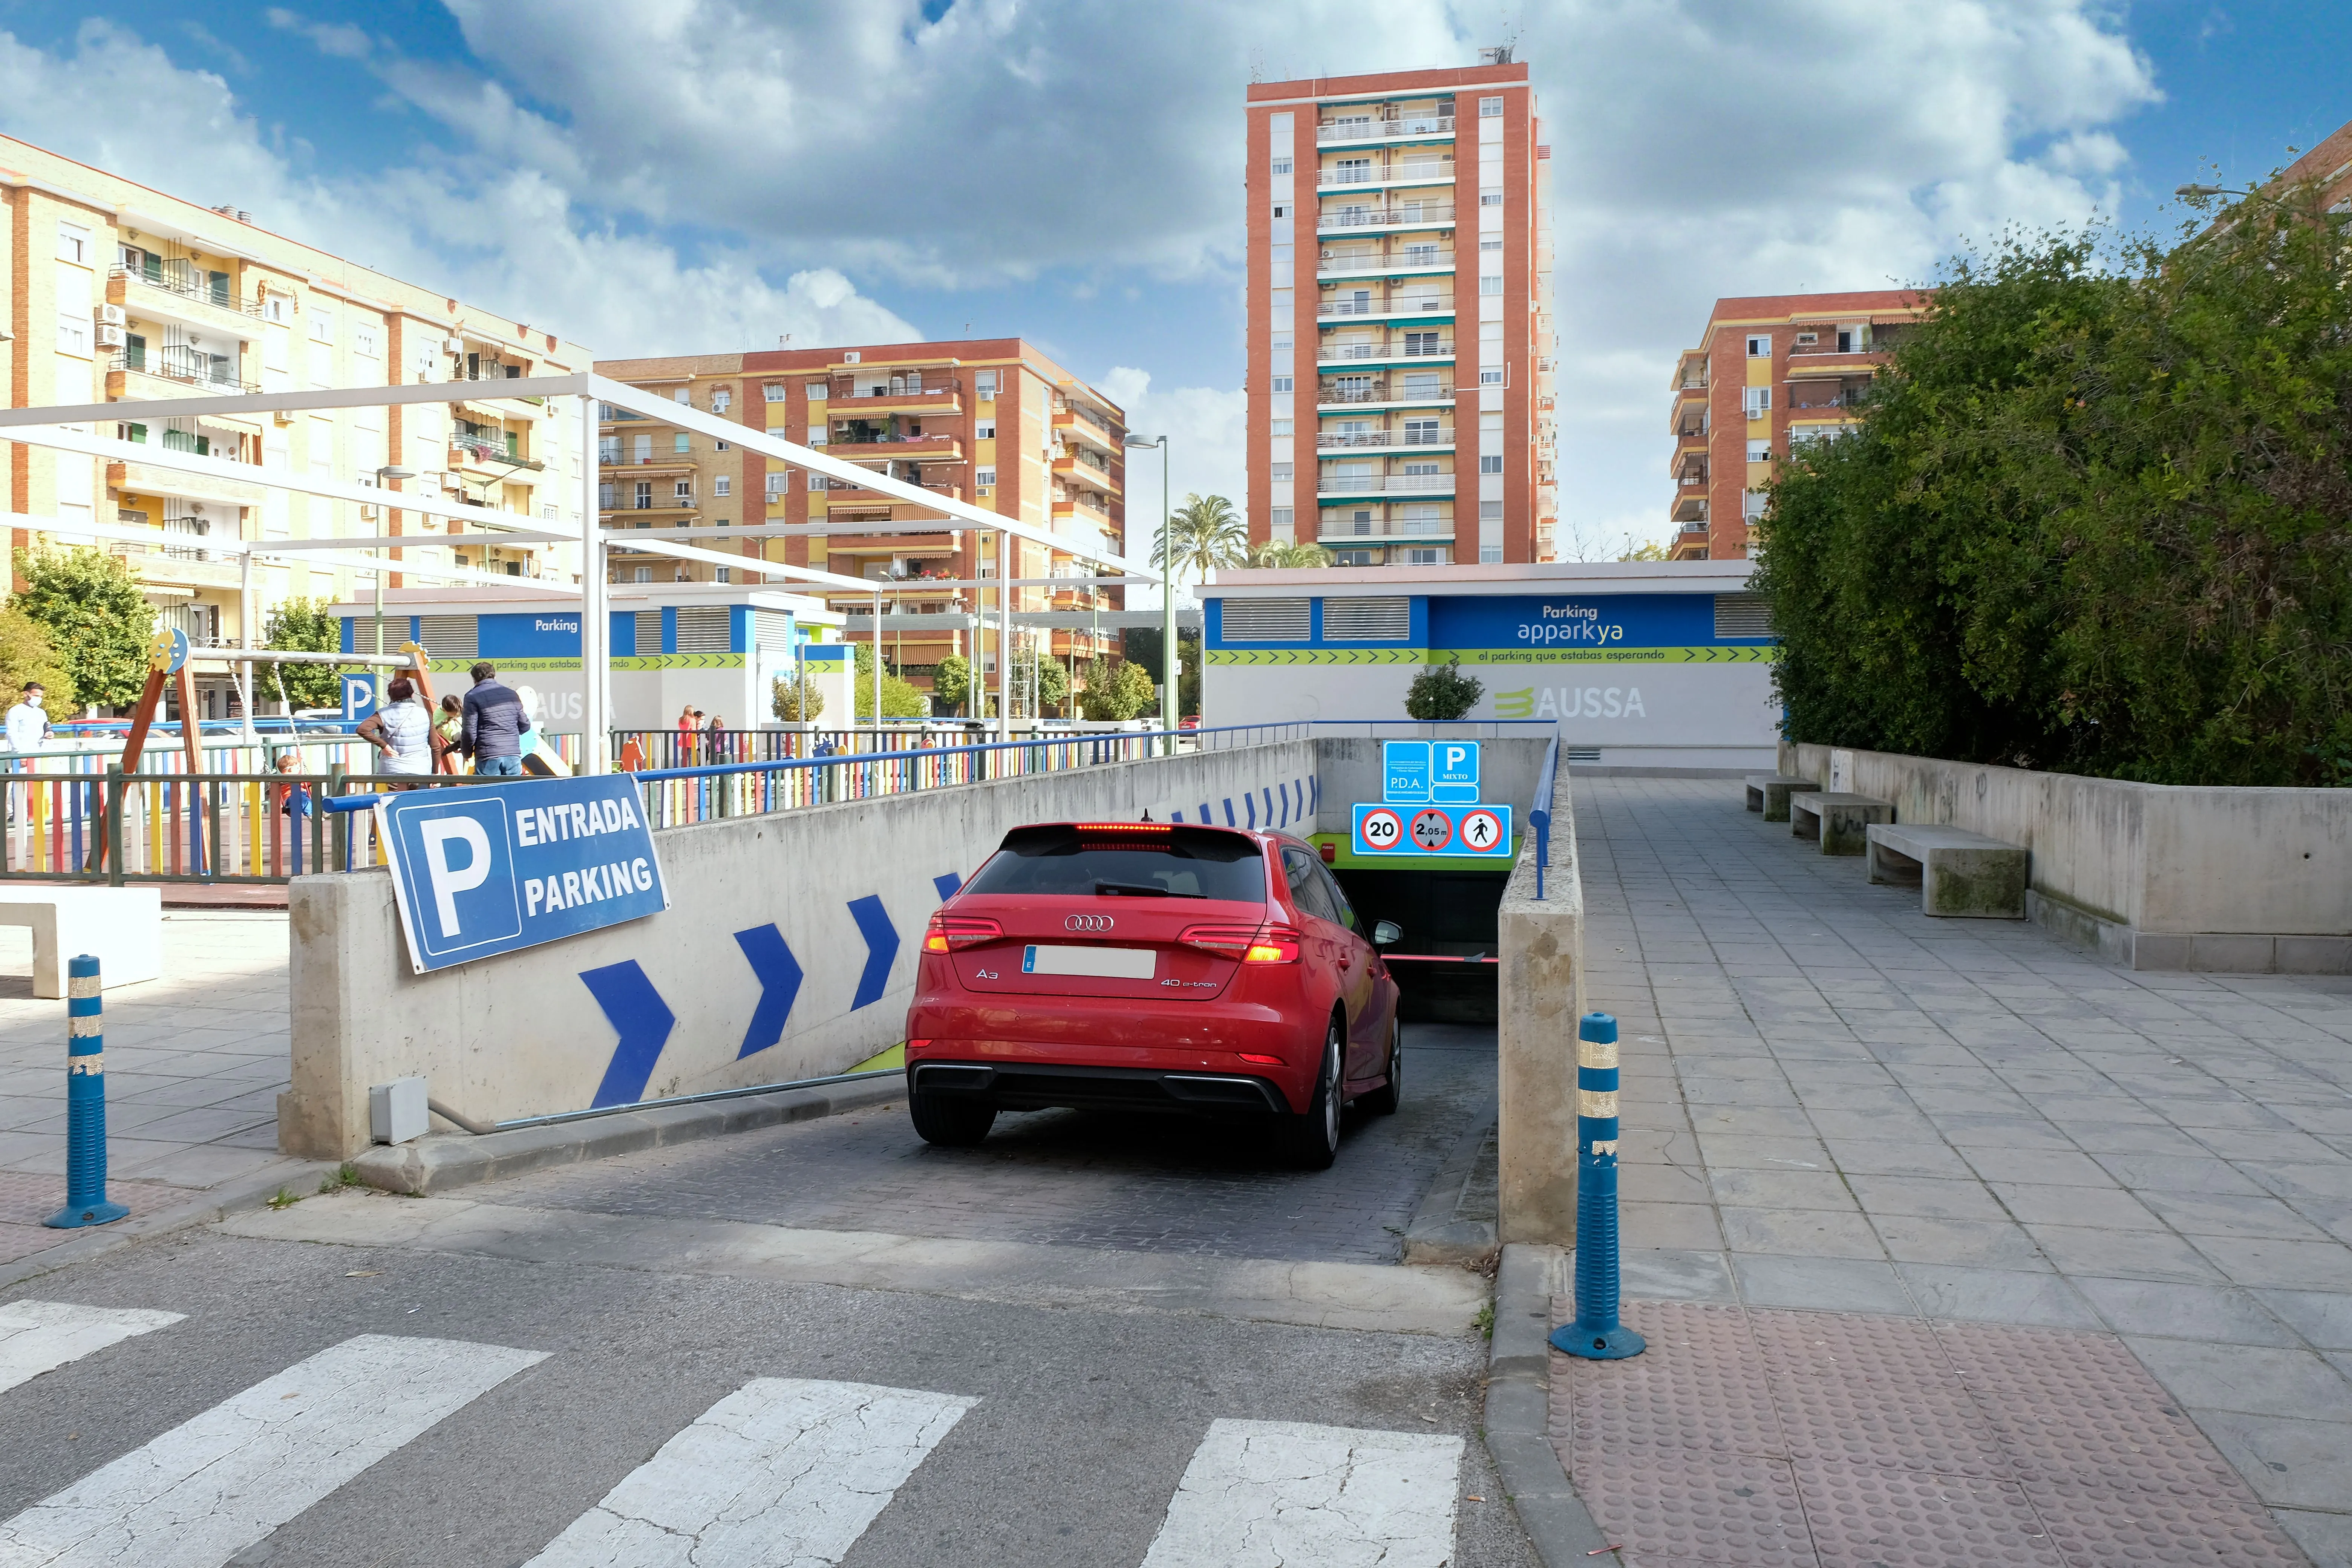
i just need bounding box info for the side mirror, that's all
[1372,920,1401,947]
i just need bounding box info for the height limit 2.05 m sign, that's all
[377,775,671,974]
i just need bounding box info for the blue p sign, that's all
[385,796,522,965]
[1432,741,1481,804]
[341,675,376,723]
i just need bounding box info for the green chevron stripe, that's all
[423,654,749,674]
[1206,645,1776,666]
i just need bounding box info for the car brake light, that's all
[1073,821,1169,834]
[923,914,1003,952]
[1178,923,1302,962]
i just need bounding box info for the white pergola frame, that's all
[0,372,1156,769]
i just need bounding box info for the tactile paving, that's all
[1550,1294,2309,1568]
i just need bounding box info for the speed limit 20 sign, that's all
[1351,802,1513,858]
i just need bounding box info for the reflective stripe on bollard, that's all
[44,954,127,1229]
[1548,1010,1645,1360]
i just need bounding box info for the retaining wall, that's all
[282,740,1318,1158]
[1782,743,2352,972]
[1496,758,1584,1244]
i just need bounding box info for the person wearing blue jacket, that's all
[461,662,531,776]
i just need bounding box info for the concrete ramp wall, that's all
[283,740,1317,1158]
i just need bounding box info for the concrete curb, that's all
[1401,1099,1498,1266]
[0,1156,339,1293]
[352,1077,907,1196]
[1484,1242,1615,1565]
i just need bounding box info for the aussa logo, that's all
[1494,686,1648,721]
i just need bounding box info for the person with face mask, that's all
[5,682,50,757]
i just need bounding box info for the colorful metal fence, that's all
[2,767,338,883]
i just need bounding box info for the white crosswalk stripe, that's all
[0,1332,545,1568]
[1140,1418,1464,1568]
[521,1377,975,1568]
[0,1301,184,1396]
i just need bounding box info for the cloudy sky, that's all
[2,1,2346,565]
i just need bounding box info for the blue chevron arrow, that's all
[847,894,900,1010]
[581,960,675,1108]
[732,923,804,1060]
[933,871,962,900]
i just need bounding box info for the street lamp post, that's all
[371,465,415,705]
[1124,433,1173,750]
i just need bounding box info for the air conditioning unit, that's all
[94,304,126,328]
[95,325,124,349]
[359,504,380,521]
[842,351,861,364]
[443,336,463,354]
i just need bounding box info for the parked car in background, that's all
[903,820,1402,1168]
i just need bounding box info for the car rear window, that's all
[965,824,1268,902]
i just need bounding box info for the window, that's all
[1271,155,1293,175]
[976,466,997,487]
[1478,367,1506,386]
[599,481,616,508]
[1747,440,1771,463]
[1271,375,1294,393]
[1271,462,1294,481]
[672,388,689,404]
[764,383,787,402]
[806,380,828,399]
[55,312,88,355]
[976,370,997,397]
[1479,276,1504,297]
[1479,96,1503,117]
[674,479,693,504]
[1480,190,1502,207]
[1272,203,1289,220]
[1404,547,1447,565]
[715,439,728,451]
[264,294,288,324]
[673,432,691,453]
[1481,237,1503,254]
[1480,500,1504,521]
[632,567,652,583]
[633,434,652,461]
[634,481,652,508]
[309,307,336,344]
[766,471,787,498]
[1744,489,1768,520]
[1270,419,1293,436]
[1742,387,1772,418]
[1270,507,1294,531]
[353,325,379,357]
[715,475,732,496]
[1480,544,1503,564]
[976,420,996,439]
[1747,335,1771,358]
[1271,334,1293,354]
[713,389,731,413]
[598,436,620,463]
[56,222,88,263]
[1480,454,1503,473]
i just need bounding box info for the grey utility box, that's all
[369,1077,430,1145]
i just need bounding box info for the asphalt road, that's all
[0,1026,1529,1568]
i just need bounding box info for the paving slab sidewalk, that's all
[0,911,297,1266]
[1569,775,2352,1567]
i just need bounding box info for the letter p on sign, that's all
[420,816,493,937]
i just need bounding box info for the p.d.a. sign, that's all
[377,775,670,974]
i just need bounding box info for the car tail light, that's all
[1180,923,1301,963]
[923,914,1003,952]
[1073,821,1170,835]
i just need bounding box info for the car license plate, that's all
[1021,944,1157,979]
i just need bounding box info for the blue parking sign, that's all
[341,675,377,723]
[1382,741,1431,802]
[377,775,670,973]
[1431,741,1481,804]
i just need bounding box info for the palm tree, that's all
[1150,493,1248,586]
[1246,539,1334,570]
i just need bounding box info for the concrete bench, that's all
[1867,824,2028,919]
[0,888,163,997]
[1745,774,1821,822]
[1790,792,1891,855]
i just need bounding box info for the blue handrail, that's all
[1528,731,1559,901]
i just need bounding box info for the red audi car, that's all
[903,820,1403,1168]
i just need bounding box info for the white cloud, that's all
[1098,366,1247,604]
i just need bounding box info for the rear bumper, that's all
[907,1061,1291,1118]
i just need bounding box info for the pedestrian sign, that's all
[1351,802,1513,859]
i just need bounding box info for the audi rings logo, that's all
[1064,914,1116,933]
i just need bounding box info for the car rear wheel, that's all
[1362,1018,1402,1116]
[1279,1018,1344,1170]
[908,1088,996,1147]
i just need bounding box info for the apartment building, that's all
[1245,54,1557,569]
[593,339,1125,703]
[1666,290,1927,561]
[0,133,590,714]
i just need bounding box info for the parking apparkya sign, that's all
[377,775,671,974]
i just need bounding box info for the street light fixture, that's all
[2175,183,2231,199]
[1124,433,1173,748]
[371,465,415,703]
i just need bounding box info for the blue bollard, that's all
[44,955,126,1229]
[1549,1011,1645,1360]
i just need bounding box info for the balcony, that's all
[1316,427,1454,451]
[1315,159,1455,191]
[1785,387,1869,412]
[608,495,698,515]
[1316,379,1454,411]
[1672,495,1709,524]
[1052,452,1119,495]
[1318,201,1454,234]
[817,477,965,507]
[1317,338,1454,368]
[107,267,259,340]
[106,351,256,398]
[825,433,963,461]
[98,525,247,591]
[600,451,698,473]
[1317,115,1455,145]
[822,385,962,417]
[450,438,545,487]
[1052,402,1121,454]
[108,458,264,510]
[1317,250,1454,279]
[1315,516,1456,542]
[1318,295,1453,320]
[1317,472,1455,498]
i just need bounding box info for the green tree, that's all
[1078,656,1156,721]
[1246,538,1334,569]
[770,670,824,722]
[14,548,153,710]
[1120,628,1201,718]
[1617,538,1670,562]
[1404,662,1485,721]
[1011,643,1070,717]
[1150,493,1247,585]
[1758,179,2352,784]
[930,652,972,715]
[261,597,348,710]
[0,606,76,715]
[850,642,930,719]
